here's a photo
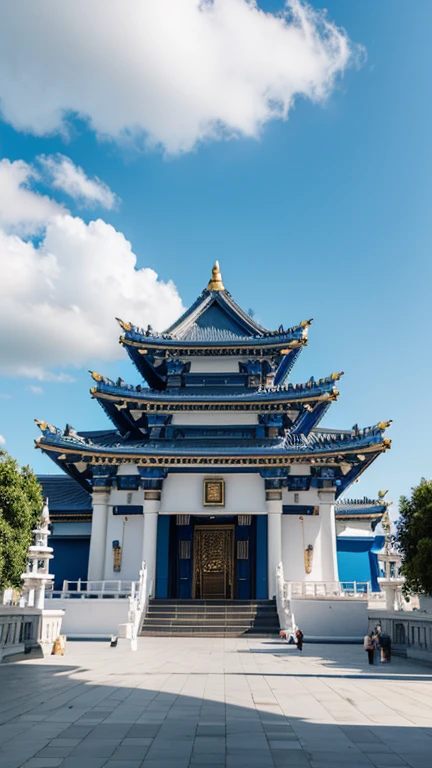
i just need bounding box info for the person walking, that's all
[295,628,304,651]
[364,631,376,665]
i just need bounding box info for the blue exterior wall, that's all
[50,538,90,590]
[256,515,268,598]
[337,536,385,592]
[155,516,170,598]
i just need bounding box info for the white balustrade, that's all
[285,580,377,599]
[45,579,138,599]
[0,606,64,662]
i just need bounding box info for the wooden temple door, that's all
[193,525,234,599]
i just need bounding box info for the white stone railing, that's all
[368,607,432,661]
[45,580,139,599]
[287,581,380,599]
[0,606,64,662]
[275,563,295,635]
[128,562,148,651]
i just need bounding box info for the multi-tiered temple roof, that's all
[36,262,391,495]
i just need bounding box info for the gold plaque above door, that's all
[203,476,225,506]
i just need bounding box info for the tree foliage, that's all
[0,450,43,589]
[396,478,432,596]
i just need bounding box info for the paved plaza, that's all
[1,639,432,768]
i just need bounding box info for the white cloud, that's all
[0,159,64,234]
[0,435,5,446]
[0,156,184,379]
[0,0,358,154]
[26,385,43,395]
[39,154,118,209]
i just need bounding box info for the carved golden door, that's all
[193,525,234,599]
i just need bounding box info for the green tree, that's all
[0,450,43,589]
[396,479,432,595]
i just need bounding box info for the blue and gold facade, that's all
[36,263,391,598]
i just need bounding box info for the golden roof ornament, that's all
[379,420,392,430]
[207,261,225,291]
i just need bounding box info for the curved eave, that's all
[335,512,384,520]
[90,384,339,409]
[35,435,390,464]
[119,332,308,354]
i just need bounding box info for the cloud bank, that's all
[0,157,184,379]
[39,154,118,209]
[0,0,356,153]
[0,159,64,235]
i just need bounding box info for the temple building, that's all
[36,263,391,601]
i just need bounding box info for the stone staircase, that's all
[140,598,280,637]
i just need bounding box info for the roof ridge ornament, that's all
[207,260,225,291]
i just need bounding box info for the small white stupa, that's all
[377,502,405,611]
[21,498,54,609]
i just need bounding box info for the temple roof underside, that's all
[35,419,391,498]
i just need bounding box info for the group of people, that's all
[364,625,392,665]
[280,627,304,650]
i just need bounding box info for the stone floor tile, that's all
[61,759,107,768]
[269,741,303,750]
[111,744,150,759]
[103,762,142,768]
[22,760,64,768]
[367,756,408,767]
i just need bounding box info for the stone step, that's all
[142,617,278,627]
[140,598,280,638]
[140,626,280,636]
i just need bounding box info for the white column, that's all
[88,489,110,581]
[142,498,160,597]
[317,491,338,582]
[267,499,282,599]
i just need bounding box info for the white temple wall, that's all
[280,487,338,582]
[281,515,322,581]
[160,472,265,514]
[103,499,144,581]
[336,520,372,535]
[186,358,240,373]
[171,412,258,425]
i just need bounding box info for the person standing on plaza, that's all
[295,628,304,651]
[364,631,376,665]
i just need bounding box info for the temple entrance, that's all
[193,525,234,599]
[162,515,268,599]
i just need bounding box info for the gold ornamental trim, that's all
[91,389,335,409]
[120,336,307,355]
[144,490,161,501]
[203,476,225,506]
[36,439,390,466]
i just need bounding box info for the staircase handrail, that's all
[275,562,295,638]
[128,561,148,651]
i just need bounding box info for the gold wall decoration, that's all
[112,540,122,572]
[203,476,225,506]
[299,516,314,575]
[304,544,314,574]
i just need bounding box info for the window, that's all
[176,515,190,526]
[237,541,249,560]
[179,541,191,559]
[116,475,139,491]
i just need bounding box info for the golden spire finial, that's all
[207,260,225,291]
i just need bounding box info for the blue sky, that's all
[0,0,430,509]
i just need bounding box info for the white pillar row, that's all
[267,499,283,599]
[88,489,110,581]
[142,498,160,597]
[317,491,339,582]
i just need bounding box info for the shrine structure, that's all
[35,263,391,603]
